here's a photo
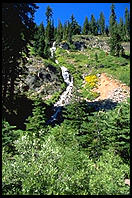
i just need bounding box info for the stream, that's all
[47,62,73,124]
[47,42,74,124]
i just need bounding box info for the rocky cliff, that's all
[17,56,65,99]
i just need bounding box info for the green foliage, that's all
[124,8,130,41]
[81,85,99,101]
[109,30,124,56]
[89,148,130,195]
[109,3,117,36]
[77,101,130,162]
[45,91,61,106]
[2,120,22,154]
[90,14,98,36]
[2,4,130,195]
[98,12,105,35]
[56,19,63,43]
[2,133,94,195]
[70,14,81,35]
[108,3,125,56]
[62,101,88,130]
[32,23,45,58]
[2,3,38,103]
[95,52,98,62]
[2,98,130,195]
[25,97,47,138]
[82,16,89,35]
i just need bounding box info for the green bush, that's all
[89,148,130,195]
[45,91,61,106]
[2,133,94,195]
[2,120,23,154]
[25,97,47,139]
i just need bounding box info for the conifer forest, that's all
[2,3,130,195]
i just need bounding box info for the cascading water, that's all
[47,43,74,124]
[47,66,73,124]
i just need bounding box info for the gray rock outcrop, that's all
[18,57,64,96]
[59,42,69,50]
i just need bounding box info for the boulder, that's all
[73,41,86,50]
[60,42,69,50]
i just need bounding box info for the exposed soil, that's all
[93,73,130,102]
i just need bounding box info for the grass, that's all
[55,39,130,95]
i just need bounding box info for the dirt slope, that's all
[93,73,130,102]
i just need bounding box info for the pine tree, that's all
[109,31,123,56]
[44,6,54,57]
[124,7,130,41]
[44,21,52,57]
[51,19,55,41]
[63,21,68,40]
[70,14,81,35]
[98,12,105,35]
[90,14,98,35]
[109,3,117,36]
[105,25,109,36]
[56,19,63,43]
[2,3,38,104]
[82,16,89,35]
[33,22,45,58]
[118,17,125,41]
[109,3,124,56]
[45,5,53,24]
[67,21,73,44]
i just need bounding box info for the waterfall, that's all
[47,43,74,124]
[47,66,73,124]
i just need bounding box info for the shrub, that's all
[2,120,23,154]
[77,100,130,163]
[2,133,94,195]
[25,97,47,139]
[89,148,130,195]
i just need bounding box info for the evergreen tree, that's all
[63,21,68,40]
[2,3,38,103]
[105,25,109,36]
[90,14,98,35]
[45,21,52,57]
[70,14,81,35]
[109,3,124,56]
[82,16,89,35]
[56,19,63,43]
[98,12,105,35]
[118,17,125,41]
[109,30,123,56]
[51,19,55,41]
[45,5,53,24]
[67,21,73,44]
[109,3,117,36]
[44,6,54,57]
[33,22,45,58]
[124,7,130,41]
[54,26,58,41]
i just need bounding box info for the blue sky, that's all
[34,3,130,27]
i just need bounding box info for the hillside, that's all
[2,35,130,195]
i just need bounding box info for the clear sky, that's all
[34,3,130,27]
